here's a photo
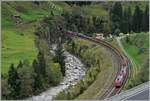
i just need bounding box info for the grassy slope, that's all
[121,32,149,89]
[2,25,37,75]
[1,1,110,75]
[2,2,49,28]
[121,32,149,68]
[2,2,50,75]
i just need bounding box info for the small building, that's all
[95,33,105,40]
[109,34,113,38]
[119,33,124,36]
[126,33,130,36]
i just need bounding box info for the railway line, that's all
[66,31,131,99]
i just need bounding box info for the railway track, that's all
[67,32,131,99]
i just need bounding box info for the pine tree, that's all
[145,5,149,31]
[132,5,143,32]
[127,6,132,32]
[32,59,39,74]
[31,52,48,93]
[32,59,44,93]
[141,5,149,32]
[17,60,34,98]
[32,53,47,92]
[87,17,95,35]
[54,43,66,76]
[95,17,104,33]
[17,61,23,68]
[37,51,46,77]
[33,74,44,93]
[8,64,21,99]
[110,2,123,34]
[122,9,129,34]
[71,41,76,54]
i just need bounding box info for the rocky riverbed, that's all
[30,51,87,100]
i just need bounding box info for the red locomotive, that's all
[114,74,124,88]
[114,59,128,88]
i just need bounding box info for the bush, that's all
[50,63,63,86]
[1,78,11,100]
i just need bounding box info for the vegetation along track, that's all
[66,32,131,99]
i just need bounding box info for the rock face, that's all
[30,51,86,100]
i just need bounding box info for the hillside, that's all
[1,1,149,100]
[2,1,50,28]
[122,33,148,67]
[2,1,108,75]
[2,25,37,75]
[121,32,149,89]
[2,2,51,75]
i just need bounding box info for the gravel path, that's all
[30,51,87,101]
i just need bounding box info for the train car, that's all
[66,31,77,37]
[77,33,88,39]
[114,74,124,88]
[120,66,127,77]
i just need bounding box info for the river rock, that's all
[30,51,87,100]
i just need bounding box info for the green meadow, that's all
[121,32,149,89]
[121,32,149,68]
[2,27,38,75]
[1,2,50,75]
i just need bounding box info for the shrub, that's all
[17,60,35,98]
[1,78,11,100]
[50,63,63,86]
